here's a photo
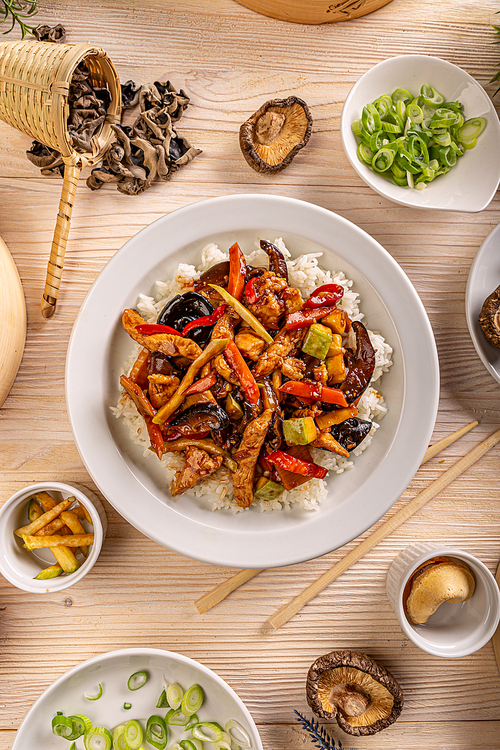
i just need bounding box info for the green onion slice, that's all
[184,713,200,731]
[52,714,74,739]
[181,684,204,716]
[123,702,132,710]
[371,147,394,173]
[166,708,190,726]
[357,142,373,166]
[225,719,252,749]
[127,670,148,691]
[166,682,184,709]
[351,118,363,137]
[191,722,224,743]
[156,688,169,708]
[84,683,103,701]
[69,744,76,750]
[68,715,92,738]
[180,741,199,750]
[124,719,144,749]
[112,724,128,750]
[458,117,486,142]
[209,285,273,344]
[84,727,113,750]
[420,84,444,105]
[391,87,413,103]
[146,714,168,750]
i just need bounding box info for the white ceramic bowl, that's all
[11,647,263,750]
[465,221,500,385]
[340,55,500,212]
[386,543,500,658]
[66,194,439,569]
[0,481,107,593]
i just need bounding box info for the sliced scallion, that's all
[156,688,169,708]
[165,708,190,726]
[127,670,148,691]
[84,683,103,701]
[184,713,200,731]
[166,682,184,710]
[84,727,113,750]
[68,715,92,738]
[112,724,128,750]
[180,741,199,750]
[191,722,224,743]
[123,702,132,710]
[124,719,144,749]
[146,714,168,750]
[225,719,252,749]
[51,715,74,739]
[181,684,204,716]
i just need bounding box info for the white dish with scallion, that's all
[340,54,500,212]
[11,647,262,750]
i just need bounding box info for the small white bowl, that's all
[340,55,500,212]
[0,481,107,593]
[386,543,500,658]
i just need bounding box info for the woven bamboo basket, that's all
[234,0,392,24]
[0,40,122,318]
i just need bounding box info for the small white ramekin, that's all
[386,543,500,658]
[0,481,107,593]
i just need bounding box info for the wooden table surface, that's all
[2,1,500,748]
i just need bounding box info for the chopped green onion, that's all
[208,285,273,344]
[123,702,132,710]
[166,708,190,726]
[372,147,395,173]
[84,727,113,750]
[420,84,444,105]
[84,683,103,701]
[166,682,184,709]
[216,731,233,750]
[180,741,199,750]
[184,713,200,731]
[391,87,413,103]
[181,684,204,716]
[225,719,252,749]
[357,141,373,166]
[127,670,148,691]
[167,745,183,750]
[69,715,92,738]
[112,725,128,750]
[124,719,144,749]
[191,722,224,743]
[52,715,74,739]
[69,744,76,750]
[146,714,168,750]
[351,118,363,137]
[458,117,486,142]
[156,688,169,708]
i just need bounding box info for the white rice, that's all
[112,238,393,513]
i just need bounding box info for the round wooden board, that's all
[0,235,26,408]
[233,0,393,24]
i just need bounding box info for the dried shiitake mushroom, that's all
[479,285,500,348]
[306,650,404,736]
[239,96,312,173]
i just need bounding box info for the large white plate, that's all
[66,195,439,569]
[12,647,262,749]
[466,222,500,384]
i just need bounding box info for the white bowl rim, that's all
[0,481,104,593]
[392,546,500,658]
[65,193,440,569]
[11,646,263,750]
[340,54,500,212]
[465,221,500,385]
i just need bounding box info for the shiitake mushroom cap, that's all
[478,284,500,348]
[306,650,404,736]
[239,96,313,174]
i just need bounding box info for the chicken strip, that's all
[170,446,223,496]
[281,356,306,381]
[310,431,349,458]
[254,327,305,378]
[147,374,180,409]
[234,329,267,361]
[122,308,201,359]
[232,408,273,508]
[211,310,235,341]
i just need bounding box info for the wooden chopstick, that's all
[194,420,478,615]
[268,425,500,630]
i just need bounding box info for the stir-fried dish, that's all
[119,240,377,509]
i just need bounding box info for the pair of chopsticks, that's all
[195,420,500,628]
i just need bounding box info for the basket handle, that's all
[41,161,81,319]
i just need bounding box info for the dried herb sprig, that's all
[1,0,39,39]
[294,710,353,750]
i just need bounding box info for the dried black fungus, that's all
[158,291,215,347]
[332,418,372,452]
[33,23,66,43]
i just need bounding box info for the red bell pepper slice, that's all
[279,380,348,407]
[285,306,337,330]
[136,323,182,336]
[181,305,226,337]
[145,417,165,459]
[227,242,246,301]
[183,371,218,396]
[244,277,259,304]
[304,283,344,309]
[267,450,328,479]
[224,340,260,404]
